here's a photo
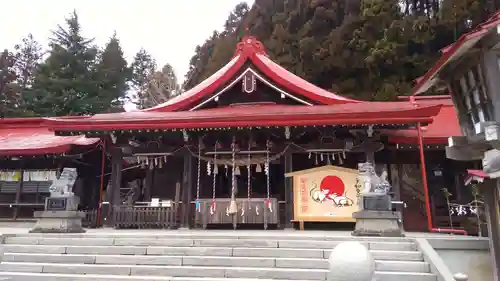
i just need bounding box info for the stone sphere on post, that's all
[328,241,375,281]
[453,273,468,281]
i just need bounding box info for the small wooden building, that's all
[0,118,103,223]
[411,11,500,279]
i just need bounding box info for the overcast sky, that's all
[2,0,254,82]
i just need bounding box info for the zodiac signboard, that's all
[286,165,360,222]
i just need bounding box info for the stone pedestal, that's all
[352,193,404,237]
[352,210,404,237]
[361,193,392,210]
[30,195,86,233]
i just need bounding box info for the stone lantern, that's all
[412,12,500,281]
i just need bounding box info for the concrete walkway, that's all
[0,222,488,242]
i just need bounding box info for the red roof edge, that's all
[465,169,489,186]
[144,36,359,112]
[412,12,500,96]
[397,95,451,101]
[0,117,46,129]
[0,117,100,156]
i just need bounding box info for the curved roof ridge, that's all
[144,36,360,112]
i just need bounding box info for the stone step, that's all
[326,250,423,261]
[3,245,422,261]
[6,233,412,243]
[374,260,429,273]
[2,253,430,272]
[0,262,328,280]
[3,237,416,251]
[0,273,310,281]
[375,271,436,281]
[0,271,437,281]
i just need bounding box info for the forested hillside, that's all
[183,0,500,101]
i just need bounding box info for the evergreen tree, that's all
[142,63,180,108]
[95,32,130,111]
[26,11,101,116]
[130,48,157,109]
[13,34,43,89]
[0,49,21,117]
[184,0,499,101]
[184,3,249,90]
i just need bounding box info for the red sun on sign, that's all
[320,176,345,196]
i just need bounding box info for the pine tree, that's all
[130,48,157,109]
[0,49,21,117]
[184,0,498,101]
[142,63,180,108]
[184,3,249,89]
[26,11,101,116]
[13,34,43,89]
[95,32,130,112]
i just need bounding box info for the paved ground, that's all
[0,222,488,241]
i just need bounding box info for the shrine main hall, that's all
[0,37,471,233]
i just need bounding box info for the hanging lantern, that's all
[235,166,241,176]
[207,161,211,176]
[214,164,219,175]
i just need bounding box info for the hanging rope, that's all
[228,136,238,215]
[247,140,251,207]
[265,140,272,212]
[195,139,202,213]
[210,142,218,216]
[187,144,292,166]
[243,139,252,217]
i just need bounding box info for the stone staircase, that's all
[0,233,437,281]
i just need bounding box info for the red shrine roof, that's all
[45,102,442,132]
[413,11,500,95]
[384,96,462,144]
[145,36,359,112]
[43,37,444,132]
[0,118,99,156]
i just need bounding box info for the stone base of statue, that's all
[352,194,404,237]
[352,210,404,237]
[30,196,86,233]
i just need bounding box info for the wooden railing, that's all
[113,206,177,229]
[194,198,279,229]
[82,209,101,228]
